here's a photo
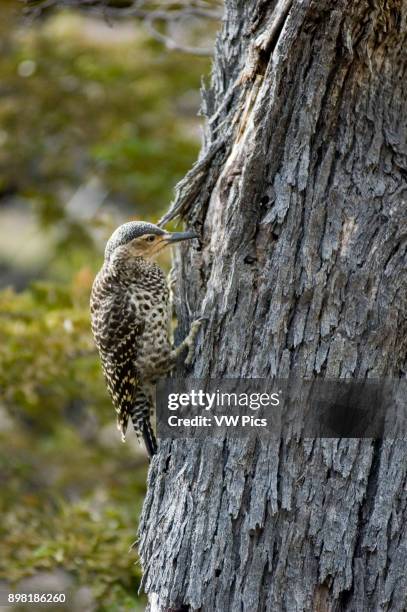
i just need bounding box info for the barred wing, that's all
[92,291,145,439]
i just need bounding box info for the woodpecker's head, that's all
[104,221,197,263]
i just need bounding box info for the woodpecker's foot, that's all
[172,317,205,366]
[184,317,206,366]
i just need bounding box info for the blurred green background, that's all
[0,2,213,609]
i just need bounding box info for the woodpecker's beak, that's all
[163,230,198,243]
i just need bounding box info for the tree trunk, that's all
[139,1,407,610]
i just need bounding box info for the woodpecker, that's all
[90,221,201,458]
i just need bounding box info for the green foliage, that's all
[0,280,147,608]
[0,9,206,216]
[0,280,95,421]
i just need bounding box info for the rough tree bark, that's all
[139,1,407,610]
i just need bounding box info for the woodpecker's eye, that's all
[145,235,156,243]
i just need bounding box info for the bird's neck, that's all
[107,254,164,286]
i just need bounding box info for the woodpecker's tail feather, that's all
[141,419,157,458]
[130,385,157,458]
